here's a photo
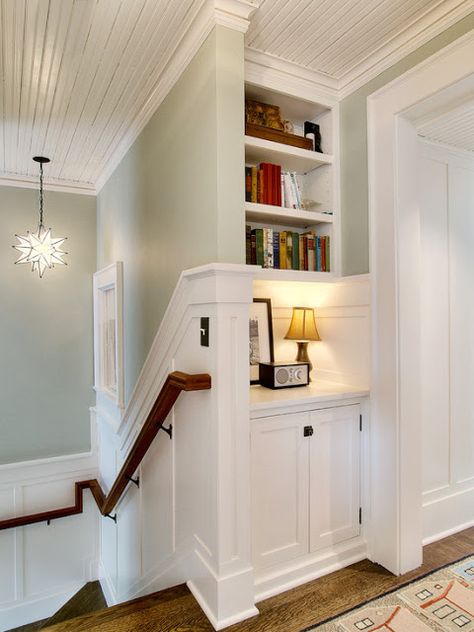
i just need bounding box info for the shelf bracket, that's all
[127,475,140,488]
[105,513,117,523]
[160,423,173,440]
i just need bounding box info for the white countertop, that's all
[250,380,369,413]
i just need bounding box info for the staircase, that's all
[7,582,107,632]
[7,582,210,632]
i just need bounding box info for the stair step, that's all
[39,583,208,631]
[41,582,107,628]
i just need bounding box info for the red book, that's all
[275,165,281,206]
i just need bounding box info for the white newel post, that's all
[183,265,259,629]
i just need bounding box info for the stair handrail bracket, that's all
[0,371,211,531]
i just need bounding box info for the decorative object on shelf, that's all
[285,307,321,381]
[246,122,313,150]
[13,156,67,278]
[283,119,294,134]
[259,361,309,389]
[249,298,274,385]
[245,99,284,130]
[304,121,322,153]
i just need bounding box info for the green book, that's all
[252,228,264,266]
[292,232,299,270]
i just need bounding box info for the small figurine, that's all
[283,120,294,134]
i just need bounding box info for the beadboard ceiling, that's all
[418,102,474,152]
[246,0,473,84]
[0,0,473,193]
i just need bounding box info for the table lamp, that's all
[285,307,321,380]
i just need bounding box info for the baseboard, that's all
[254,537,368,602]
[187,580,259,631]
[423,518,474,546]
[98,562,118,607]
[423,486,474,545]
[0,583,84,632]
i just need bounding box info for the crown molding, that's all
[337,0,474,97]
[214,0,260,33]
[95,0,259,194]
[0,174,96,196]
[244,48,339,105]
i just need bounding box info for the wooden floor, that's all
[44,527,474,632]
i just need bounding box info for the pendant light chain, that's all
[39,161,44,227]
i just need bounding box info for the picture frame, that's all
[249,298,275,385]
[93,262,124,409]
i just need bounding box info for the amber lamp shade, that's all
[284,307,321,380]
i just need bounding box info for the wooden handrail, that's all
[0,371,211,531]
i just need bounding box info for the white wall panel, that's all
[449,163,474,486]
[253,275,370,388]
[419,155,450,495]
[0,447,99,631]
[419,141,474,541]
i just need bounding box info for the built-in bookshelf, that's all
[244,81,339,279]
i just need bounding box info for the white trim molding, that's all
[367,30,474,575]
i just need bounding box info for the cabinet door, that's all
[251,413,310,569]
[309,405,360,553]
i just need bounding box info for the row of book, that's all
[246,226,330,272]
[245,163,303,209]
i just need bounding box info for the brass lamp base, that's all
[295,341,313,381]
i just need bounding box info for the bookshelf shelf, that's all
[245,202,333,228]
[254,268,334,282]
[245,135,333,173]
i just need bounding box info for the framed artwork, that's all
[249,298,275,384]
[93,262,124,408]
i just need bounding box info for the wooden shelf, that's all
[245,135,332,173]
[245,202,333,228]
[253,267,334,282]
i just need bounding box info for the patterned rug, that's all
[305,555,474,631]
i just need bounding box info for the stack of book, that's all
[245,164,303,209]
[246,226,330,272]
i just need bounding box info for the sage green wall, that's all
[0,186,96,464]
[97,26,244,402]
[340,14,474,275]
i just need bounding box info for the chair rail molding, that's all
[367,30,474,575]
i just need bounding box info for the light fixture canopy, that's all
[13,156,67,278]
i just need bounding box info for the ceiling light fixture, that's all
[13,157,67,278]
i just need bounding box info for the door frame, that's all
[367,30,474,575]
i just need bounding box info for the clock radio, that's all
[259,361,310,389]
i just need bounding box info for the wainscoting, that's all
[0,426,99,631]
[419,140,474,543]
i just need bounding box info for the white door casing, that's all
[367,31,474,574]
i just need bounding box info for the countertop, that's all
[250,380,369,413]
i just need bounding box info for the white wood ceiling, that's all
[0,0,205,191]
[246,0,473,80]
[418,102,474,152]
[0,0,473,191]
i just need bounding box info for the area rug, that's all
[304,555,474,631]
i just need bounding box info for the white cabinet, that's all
[251,404,360,571]
[251,412,310,569]
[309,405,361,552]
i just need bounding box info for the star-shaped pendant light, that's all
[13,157,67,278]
